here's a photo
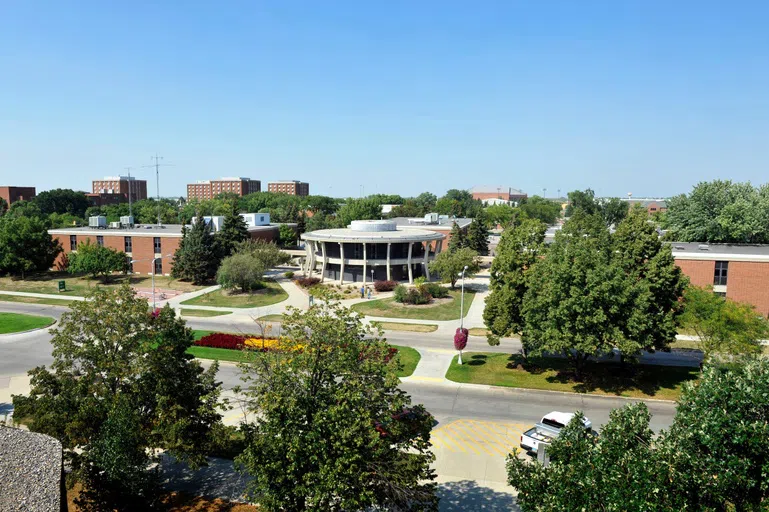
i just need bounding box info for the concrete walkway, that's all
[0,290,84,301]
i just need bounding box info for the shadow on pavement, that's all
[159,454,251,503]
[438,480,519,511]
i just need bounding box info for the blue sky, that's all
[1,1,767,199]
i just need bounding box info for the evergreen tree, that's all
[447,222,468,252]
[466,217,489,255]
[297,210,307,234]
[171,213,220,284]
[218,202,249,257]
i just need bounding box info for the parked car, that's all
[520,411,592,455]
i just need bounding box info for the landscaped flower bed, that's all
[194,332,297,352]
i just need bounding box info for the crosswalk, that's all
[431,419,525,457]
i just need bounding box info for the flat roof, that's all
[302,227,445,243]
[470,185,526,195]
[49,224,277,238]
[389,217,472,230]
[669,242,769,262]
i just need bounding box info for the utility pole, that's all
[144,155,172,226]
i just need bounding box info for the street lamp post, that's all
[455,265,469,365]
[130,253,172,310]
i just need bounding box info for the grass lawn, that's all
[468,327,490,337]
[446,352,699,400]
[0,272,202,296]
[257,314,285,322]
[351,289,475,321]
[181,281,288,308]
[392,345,420,377]
[0,312,55,334]
[0,295,76,306]
[373,321,438,333]
[180,308,233,318]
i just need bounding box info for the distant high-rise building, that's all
[187,177,261,200]
[92,176,147,203]
[268,180,310,196]
[0,186,36,205]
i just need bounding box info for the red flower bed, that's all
[195,333,248,350]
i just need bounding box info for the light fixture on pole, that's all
[454,265,469,365]
[130,253,172,310]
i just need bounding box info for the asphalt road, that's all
[0,301,677,432]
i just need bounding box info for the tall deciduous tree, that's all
[0,215,61,278]
[466,217,489,255]
[67,239,127,282]
[509,359,769,511]
[483,218,547,345]
[334,197,383,227]
[34,188,91,217]
[171,213,220,284]
[12,286,223,510]
[429,246,480,289]
[598,197,629,226]
[236,299,438,511]
[519,196,562,225]
[217,252,266,293]
[218,202,249,257]
[680,285,769,362]
[435,189,482,218]
[564,188,599,217]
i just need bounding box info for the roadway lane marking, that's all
[431,419,524,458]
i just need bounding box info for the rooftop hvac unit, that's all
[203,216,225,232]
[89,216,107,229]
[424,213,439,224]
[120,216,134,226]
[109,221,121,229]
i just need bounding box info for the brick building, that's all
[0,186,36,205]
[92,176,147,202]
[672,243,769,316]
[187,177,261,200]
[621,198,668,215]
[470,186,527,205]
[50,218,279,276]
[267,180,309,196]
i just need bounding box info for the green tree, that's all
[509,359,769,511]
[521,212,630,376]
[236,299,438,511]
[435,189,481,218]
[389,199,426,218]
[484,203,517,227]
[7,199,44,219]
[447,222,468,251]
[278,224,297,247]
[170,214,220,284]
[218,202,249,257]
[598,196,628,226]
[304,195,339,216]
[335,197,382,227]
[564,188,598,217]
[680,286,769,362]
[612,208,687,354]
[519,196,561,225]
[429,246,480,289]
[466,217,489,255]
[297,210,307,234]
[0,197,7,216]
[306,211,333,231]
[414,192,437,213]
[665,180,769,243]
[34,188,91,217]
[0,215,61,278]
[217,252,266,293]
[12,287,223,510]
[67,239,127,282]
[508,403,682,512]
[483,219,547,345]
[236,238,291,269]
[48,212,86,228]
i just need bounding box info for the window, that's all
[70,235,77,251]
[124,236,132,253]
[96,235,104,247]
[154,258,163,275]
[714,261,728,286]
[154,237,161,253]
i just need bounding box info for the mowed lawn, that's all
[0,295,76,306]
[0,312,55,334]
[181,281,288,308]
[180,309,233,317]
[352,289,475,321]
[0,272,203,296]
[446,352,699,400]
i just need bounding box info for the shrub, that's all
[374,280,397,292]
[195,333,248,350]
[406,288,432,305]
[295,276,321,288]
[423,282,449,299]
[284,271,295,279]
[393,285,408,303]
[217,252,266,293]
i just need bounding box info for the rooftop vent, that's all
[698,244,710,251]
[674,245,686,250]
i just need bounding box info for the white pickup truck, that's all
[520,411,592,455]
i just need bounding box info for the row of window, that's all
[70,236,162,254]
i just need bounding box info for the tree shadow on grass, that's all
[438,480,519,511]
[467,354,488,366]
[504,354,698,397]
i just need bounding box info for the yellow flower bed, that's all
[244,337,305,352]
